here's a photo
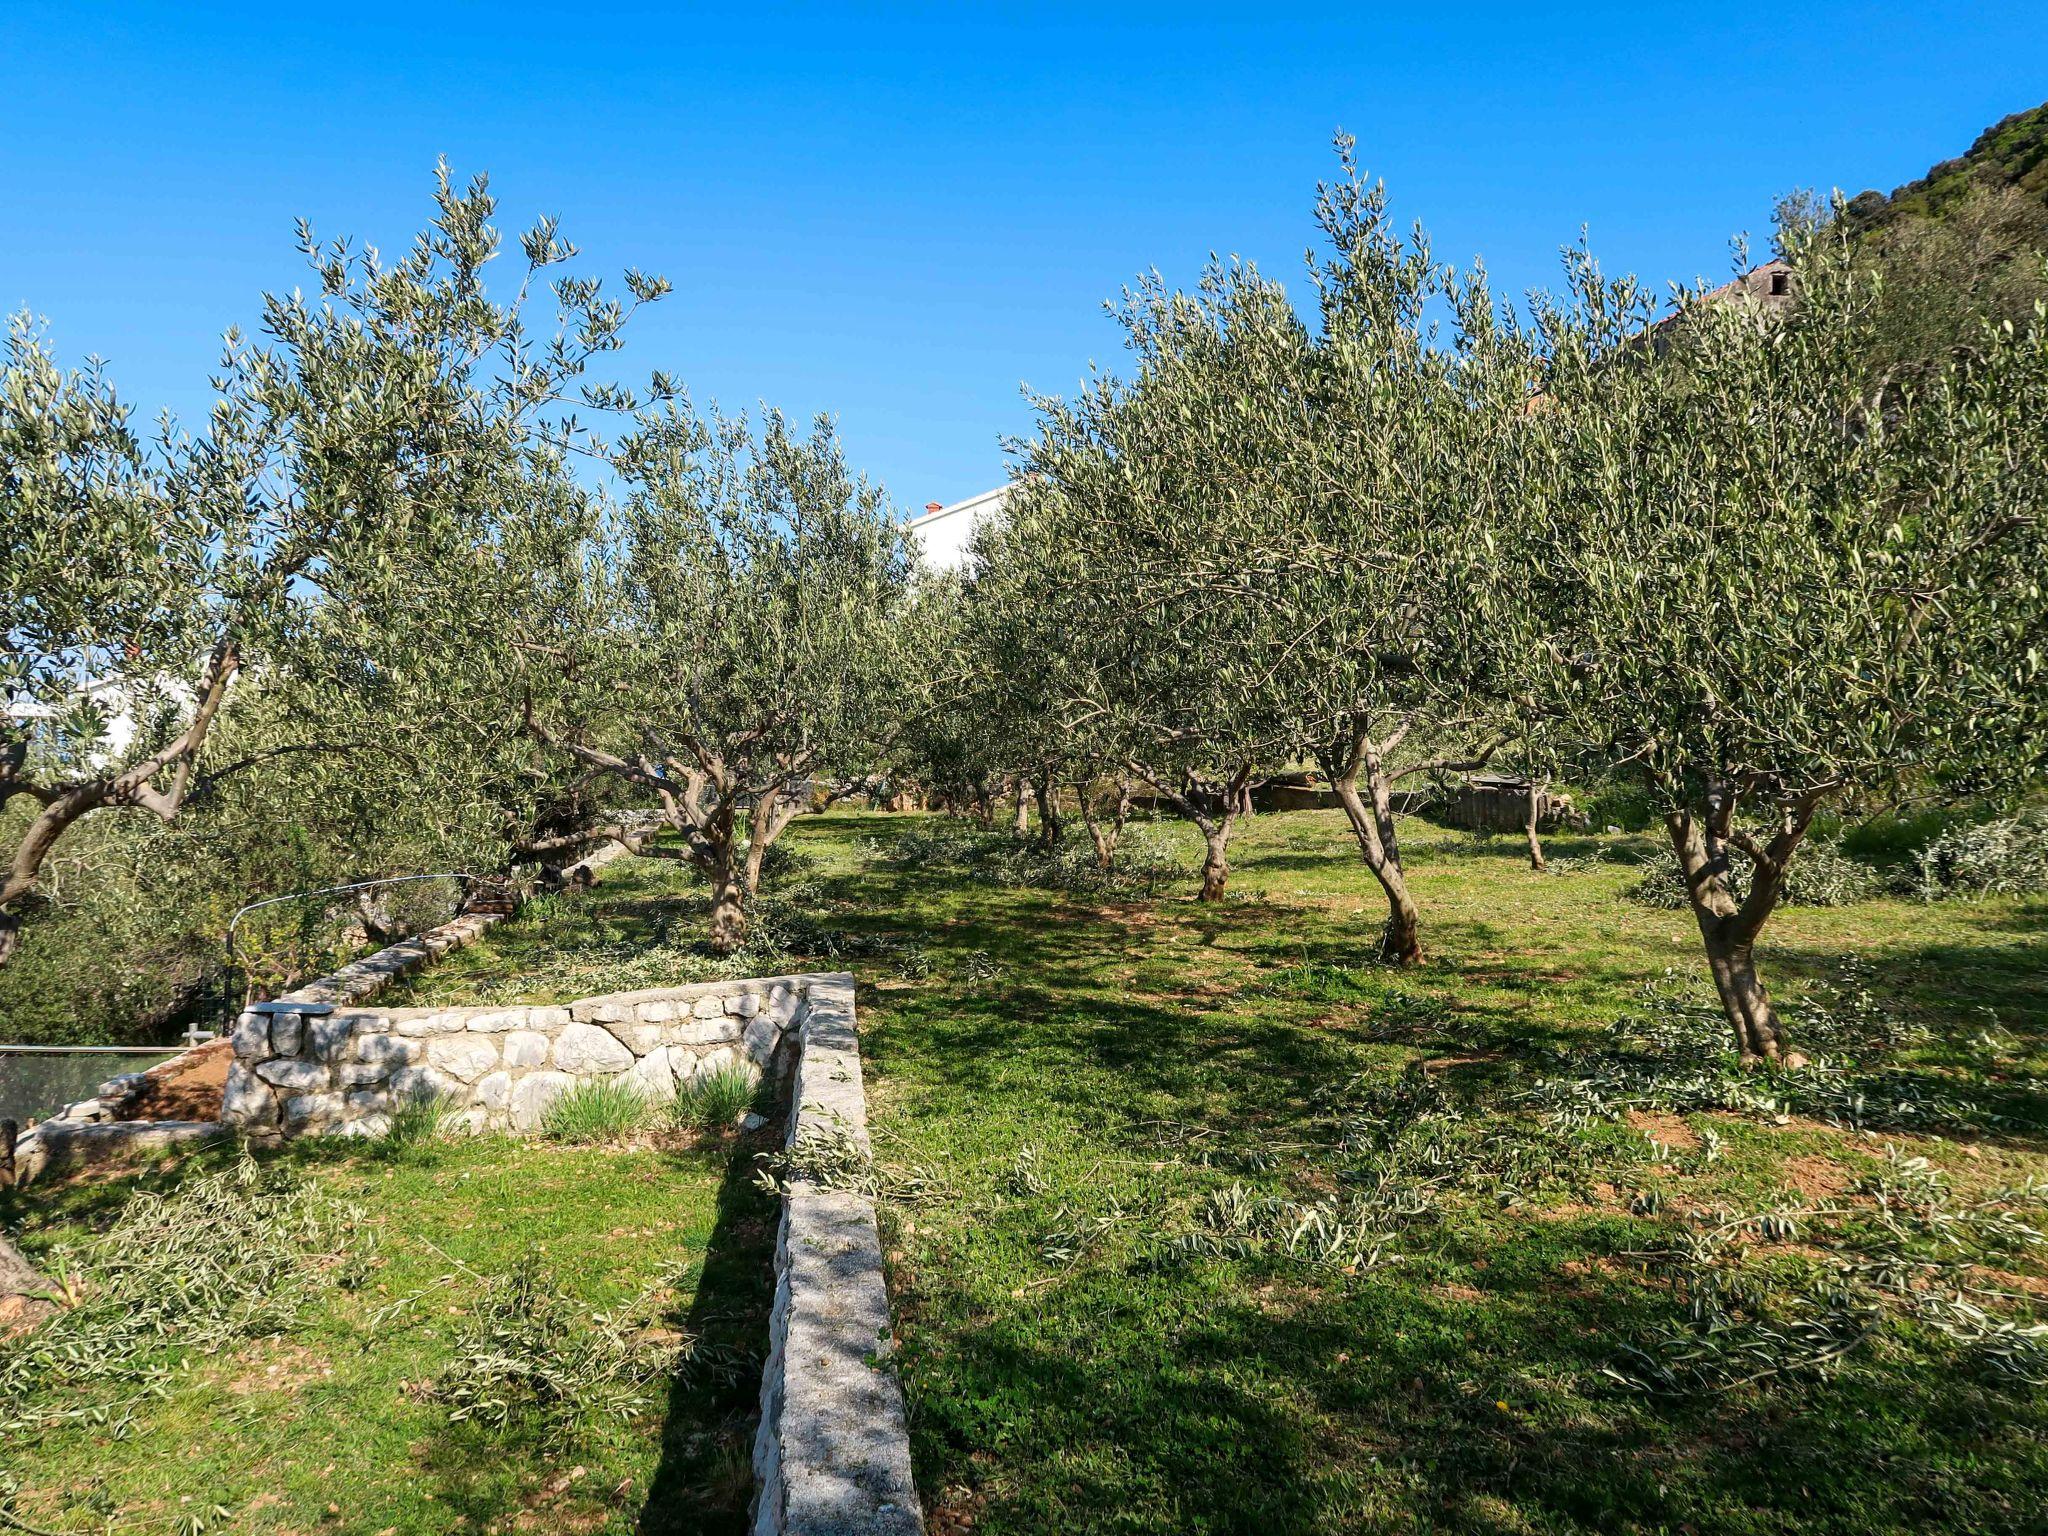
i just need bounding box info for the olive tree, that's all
[1285,153,1537,961]
[996,271,1309,902]
[0,164,660,968]
[1517,232,2048,1059]
[521,403,928,952]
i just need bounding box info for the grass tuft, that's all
[540,1078,655,1143]
[669,1061,760,1133]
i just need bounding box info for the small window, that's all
[1769,270,1791,297]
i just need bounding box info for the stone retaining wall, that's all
[752,973,924,1535]
[224,975,812,1138]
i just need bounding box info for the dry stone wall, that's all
[224,976,812,1138]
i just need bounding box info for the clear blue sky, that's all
[2,3,2042,509]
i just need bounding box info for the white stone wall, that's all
[224,976,811,1138]
[751,974,924,1535]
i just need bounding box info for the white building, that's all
[905,484,1010,572]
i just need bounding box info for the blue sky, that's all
[2,3,2042,508]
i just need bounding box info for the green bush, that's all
[1571,778,1656,833]
[1911,807,2048,900]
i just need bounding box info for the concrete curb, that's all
[752,972,924,1535]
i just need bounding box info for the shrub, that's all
[1910,807,2048,900]
[540,1078,654,1143]
[1625,839,1880,909]
[669,1061,759,1133]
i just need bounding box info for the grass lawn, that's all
[821,808,2048,1535]
[7,806,2043,1535]
[2,1124,777,1536]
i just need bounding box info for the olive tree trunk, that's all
[1032,768,1063,852]
[1662,788,1824,1062]
[1525,778,1548,873]
[1129,761,1252,902]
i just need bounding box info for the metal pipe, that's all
[225,872,476,974]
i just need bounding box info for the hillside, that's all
[1843,99,2048,233]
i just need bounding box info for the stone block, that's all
[552,1022,634,1074]
[462,1009,523,1033]
[390,1065,461,1104]
[503,1030,550,1069]
[725,990,763,1018]
[475,1071,512,1113]
[345,1088,391,1117]
[691,994,728,1019]
[672,1018,742,1046]
[395,1012,466,1038]
[338,1061,393,1088]
[269,1013,304,1057]
[255,1057,329,1093]
[634,999,680,1024]
[599,1018,662,1055]
[222,1063,279,1132]
[527,1006,571,1029]
[426,1034,500,1084]
[569,999,631,1024]
[308,1012,366,1062]
[624,1046,691,1100]
[283,1092,345,1131]
[230,1011,270,1059]
[510,1071,572,1131]
[743,1014,780,1066]
[355,1033,420,1070]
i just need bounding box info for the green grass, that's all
[826,809,2048,1534]
[670,1062,763,1134]
[2,1128,777,1535]
[9,807,2045,1534]
[541,1076,660,1142]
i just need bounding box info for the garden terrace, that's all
[7,805,2047,1535]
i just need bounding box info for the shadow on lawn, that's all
[636,1072,788,1536]
[912,1237,2048,1534]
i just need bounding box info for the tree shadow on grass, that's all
[909,1238,2048,1535]
[635,1071,788,1535]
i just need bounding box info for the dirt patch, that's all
[119,1038,232,1122]
[1625,1111,1699,1151]
[1777,1153,1853,1200]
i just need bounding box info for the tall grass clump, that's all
[540,1078,654,1143]
[669,1061,760,1133]
[382,1091,465,1151]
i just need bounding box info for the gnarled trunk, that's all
[1032,769,1063,852]
[1011,777,1030,838]
[1075,779,1120,870]
[1323,720,1425,965]
[707,861,747,955]
[0,1232,56,1334]
[1525,779,1547,872]
[1197,824,1231,901]
[1663,799,1814,1062]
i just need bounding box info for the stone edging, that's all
[753,972,924,1536]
